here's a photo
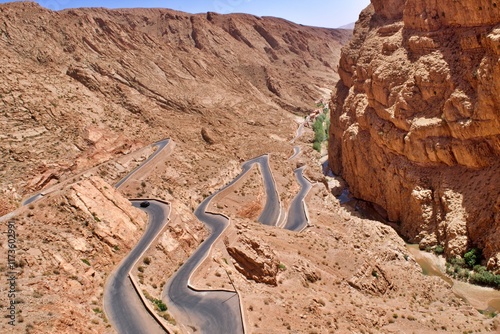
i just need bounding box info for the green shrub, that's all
[312,110,330,151]
[153,299,167,312]
[470,269,494,287]
[464,248,482,268]
[457,268,470,280]
[449,257,465,267]
[444,261,500,289]
[434,245,444,255]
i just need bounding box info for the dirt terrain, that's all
[0,1,498,333]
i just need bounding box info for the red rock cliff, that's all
[329,0,500,272]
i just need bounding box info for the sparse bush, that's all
[153,299,167,312]
[433,245,444,255]
[445,252,500,289]
[162,312,176,325]
[464,248,481,268]
[469,266,500,288]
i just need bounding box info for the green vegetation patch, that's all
[152,298,168,312]
[445,248,500,289]
[312,105,330,152]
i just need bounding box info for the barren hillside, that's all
[0,1,350,211]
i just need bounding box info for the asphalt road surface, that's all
[284,166,312,232]
[163,207,243,334]
[105,139,172,334]
[253,156,281,226]
[21,139,170,205]
[115,139,170,189]
[22,193,44,206]
[104,201,170,334]
[288,146,301,160]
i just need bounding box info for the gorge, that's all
[0,1,499,333]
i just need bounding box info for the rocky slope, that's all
[0,1,350,214]
[329,0,500,271]
[0,2,352,332]
[0,176,149,333]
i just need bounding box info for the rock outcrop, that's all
[0,176,148,333]
[329,0,500,271]
[226,235,280,285]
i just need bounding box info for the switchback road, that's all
[162,155,281,334]
[284,166,312,232]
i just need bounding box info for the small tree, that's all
[464,248,482,268]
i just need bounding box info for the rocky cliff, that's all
[329,0,500,271]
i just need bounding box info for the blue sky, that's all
[3,0,370,28]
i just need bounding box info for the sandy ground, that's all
[408,245,500,313]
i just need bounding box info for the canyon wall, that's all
[329,0,500,272]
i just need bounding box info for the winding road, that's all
[115,139,170,189]
[20,139,170,205]
[15,121,311,334]
[104,139,174,334]
[163,155,282,333]
[253,156,281,226]
[104,201,171,334]
[284,166,312,232]
[288,146,301,161]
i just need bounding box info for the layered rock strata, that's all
[329,0,500,271]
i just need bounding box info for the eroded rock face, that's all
[1,176,148,333]
[329,0,500,270]
[226,235,279,286]
[65,176,145,248]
